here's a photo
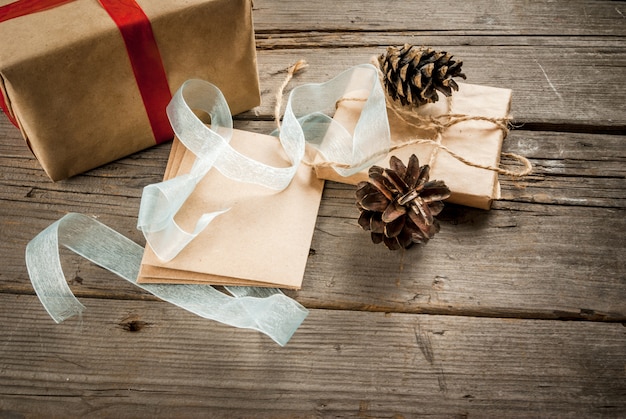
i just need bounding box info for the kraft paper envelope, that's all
[314,82,512,210]
[137,129,324,289]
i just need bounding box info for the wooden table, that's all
[1,1,625,417]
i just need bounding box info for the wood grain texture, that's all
[252,0,626,36]
[0,0,625,416]
[249,47,626,129]
[0,294,624,418]
[1,119,624,320]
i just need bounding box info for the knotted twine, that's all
[368,96,532,177]
[278,57,533,178]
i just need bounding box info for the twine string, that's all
[425,96,449,169]
[274,59,309,131]
[274,58,532,178]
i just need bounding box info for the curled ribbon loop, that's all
[138,79,304,262]
[138,64,388,263]
[282,63,390,177]
[26,213,308,346]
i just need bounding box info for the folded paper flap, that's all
[315,82,512,210]
[139,130,324,289]
[0,72,20,131]
[139,264,296,289]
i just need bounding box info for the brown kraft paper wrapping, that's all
[136,130,325,289]
[314,82,512,210]
[0,0,260,180]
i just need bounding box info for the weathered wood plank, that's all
[503,131,626,178]
[255,33,626,50]
[3,46,626,128]
[3,201,625,321]
[3,198,624,321]
[3,121,622,212]
[238,121,626,208]
[300,199,626,321]
[495,130,625,207]
[250,47,626,129]
[0,294,624,418]
[252,0,626,36]
[1,204,623,413]
[1,0,624,415]
[1,120,624,319]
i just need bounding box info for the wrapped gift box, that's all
[0,0,260,180]
[314,82,512,210]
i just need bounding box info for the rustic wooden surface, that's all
[1,0,625,417]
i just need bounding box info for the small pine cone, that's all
[356,154,451,250]
[378,44,466,107]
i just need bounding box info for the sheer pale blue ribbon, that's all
[26,213,306,346]
[25,63,389,345]
[137,63,389,262]
[137,79,303,262]
[281,63,390,178]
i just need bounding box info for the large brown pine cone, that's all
[356,154,451,250]
[378,44,466,107]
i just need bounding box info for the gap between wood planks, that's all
[286,298,626,324]
[3,281,624,323]
[511,122,626,135]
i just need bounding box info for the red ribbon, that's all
[0,83,18,128]
[0,0,173,144]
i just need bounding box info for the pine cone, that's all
[356,154,451,250]
[378,44,466,107]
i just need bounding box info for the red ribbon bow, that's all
[0,0,174,144]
